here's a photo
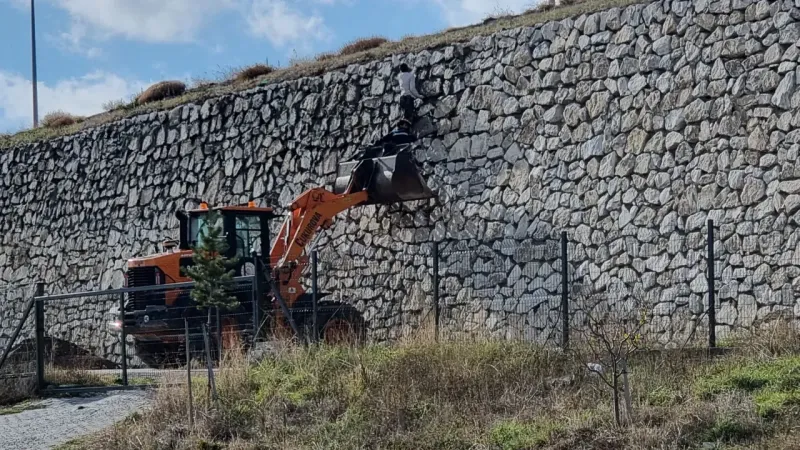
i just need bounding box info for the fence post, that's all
[707,220,716,349]
[215,307,222,363]
[561,232,569,350]
[312,251,319,344]
[251,251,260,343]
[184,317,194,428]
[34,282,45,393]
[119,292,128,386]
[433,241,440,342]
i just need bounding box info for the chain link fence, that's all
[31,277,256,393]
[0,283,38,403]
[4,220,800,396]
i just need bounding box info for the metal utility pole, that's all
[31,0,39,127]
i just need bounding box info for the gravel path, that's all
[0,390,153,450]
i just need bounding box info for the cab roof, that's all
[187,201,275,216]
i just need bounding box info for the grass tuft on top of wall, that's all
[232,64,276,82]
[338,37,390,56]
[136,81,187,105]
[41,111,84,129]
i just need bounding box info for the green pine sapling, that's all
[182,208,240,327]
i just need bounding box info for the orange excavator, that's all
[113,137,435,367]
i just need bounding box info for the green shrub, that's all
[701,417,761,443]
[695,357,800,398]
[646,386,683,406]
[754,391,800,418]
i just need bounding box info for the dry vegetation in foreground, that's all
[59,322,800,450]
[0,0,644,150]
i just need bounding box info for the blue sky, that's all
[0,0,539,133]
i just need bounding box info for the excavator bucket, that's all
[333,146,436,205]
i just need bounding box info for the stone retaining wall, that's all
[3,0,800,358]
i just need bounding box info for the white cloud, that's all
[30,0,332,54]
[434,0,541,26]
[0,71,147,133]
[51,21,103,58]
[49,0,238,43]
[246,0,332,49]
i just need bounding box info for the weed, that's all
[725,320,800,357]
[645,386,683,407]
[702,417,761,444]
[0,400,45,415]
[490,419,561,449]
[45,366,118,388]
[694,357,800,398]
[315,53,336,62]
[52,438,86,450]
[68,338,800,450]
[102,98,129,112]
[753,390,800,418]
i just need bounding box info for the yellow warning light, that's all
[199,202,209,210]
[248,201,256,208]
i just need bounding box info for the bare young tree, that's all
[571,293,650,426]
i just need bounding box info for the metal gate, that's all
[31,276,256,393]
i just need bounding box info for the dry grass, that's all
[63,324,800,450]
[102,98,130,112]
[721,319,800,358]
[136,80,187,105]
[288,55,316,68]
[0,399,45,415]
[232,64,276,82]
[315,52,336,62]
[0,357,36,406]
[45,365,118,388]
[527,0,587,14]
[41,111,83,128]
[0,0,644,150]
[338,36,390,56]
[0,375,36,406]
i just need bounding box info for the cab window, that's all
[189,213,221,247]
[234,215,262,257]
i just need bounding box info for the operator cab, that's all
[177,202,277,277]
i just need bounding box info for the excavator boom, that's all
[268,146,435,308]
[271,188,368,269]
